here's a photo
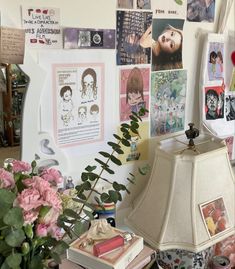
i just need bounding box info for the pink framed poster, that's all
[52,63,104,147]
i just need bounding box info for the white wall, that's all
[0,0,234,209]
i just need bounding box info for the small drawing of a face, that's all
[84,74,94,93]
[78,107,87,120]
[63,89,72,101]
[127,92,143,106]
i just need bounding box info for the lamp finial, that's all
[184,123,199,153]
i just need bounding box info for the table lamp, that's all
[126,124,235,254]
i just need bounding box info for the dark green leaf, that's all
[121,123,130,128]
[95,158,108,168]
[99,151,110,158]
[121,139,130,147]
[123,133,131,140]
[50,252,61,265]
[108,190,119,203]
[64,209,79,219]
[85,165,96,172]
[5,228,26,247]
[0,241,11,255]
[83,209,94,221]
[102,166,114,174]
[53,241,69,255]
[113,182,126,191]
[130,126,139,134]
[113,134,122,140]
[82,181,91,190]
[113,147,124,154]
[3,207,24,228]
[81,172,88,181]
[129,115,138,122]
[126,177,135,184]
[30,256,43,269]
[74,221,87,236]
[87,172,98,181]
[117,191,122,201]
[110,155,122,166]
[120,127,128,134]
[107,142,121,148]
[6,253,22,268]
[0,189,16,205]
[130,121,139,129]
[100,193,110,203]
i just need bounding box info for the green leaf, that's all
[81,172,88,181]
[123,133,131,140]
[83,209,94,220]
[3,207,24,228]
[102,166,114,174]
[110,155,122,166]
[85,165,96,172]
[0,261,11,269]
[39,206,51,219]
[30,256,43,269]
[0,241,11,256]
[0,189,16,205]
[52,240,69,255]
[5,228,26,247]
[121,123,130,128]
[129,115,138,122]
[175,0,183,5]
[95,158,108,168]
[99,151,111,158]
[113,134,122,140]
[130,121,139,129]
[113,182,126,191]
[126,177,135,184]
[87,172,98,181]
[121,139,130,147]
[113,147,124,154]
[50,252,61,265]
[6,253,22,268]
[74,221,87,236]
[108,190,119,203]
[130,126,139,134]
[100,193,110,203]
[82,181,91,190]
[107,142,121,149]
[64,209,80,219]
[120,127,128,134]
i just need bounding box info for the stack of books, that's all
[66,228,157,269]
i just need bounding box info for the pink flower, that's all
[16,188,42,211]
[12,160,31,173]
[49,224,64,241]
[36,223,49,237]
[23,210,39,224]
[23,176,51,194]
[41,207,61,225]
[42,188,62,210]
[0,168,15,189]
[40,168,62,185]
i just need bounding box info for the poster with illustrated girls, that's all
[117,0,151,10]
[117,121,149,164]
[207,42,224,81]
[53,63,104,147]
[150,69,187,137]
[119,66,150,122]
[151,0,187,19]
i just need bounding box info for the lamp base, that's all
[157,247,214,269]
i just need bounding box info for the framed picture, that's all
[199,197,229,237]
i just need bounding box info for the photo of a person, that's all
[136,0,151,9]
[59,86,74,126]
[225,96,235,121]
[205,88,224,120]
[208,44,224,81]
[80,68,97,101]
[140,19,184,71]
[187,0,215,22]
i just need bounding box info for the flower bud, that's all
[24,224,33,239]
[21,242,30,255]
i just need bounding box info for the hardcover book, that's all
[67,229,143,269]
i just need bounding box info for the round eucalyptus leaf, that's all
[0,189,16,205]
[5,228,26,247]
[3,207,24,228]
[6,253,22,268]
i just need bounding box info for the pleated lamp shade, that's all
[126,134,235,253]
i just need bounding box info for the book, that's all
[126,244,156,269]
[67,228,143,269]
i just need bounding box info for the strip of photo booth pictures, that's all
[225,136,234,160]
[187,0,215,22]
[119,66,150,122]
[225,95,235,121]
[150,70,187,137]
[207,42,224,81]
[149,18,184,72]
[204,85,224,120]
[63,28,115,49]
[116,10,152,65]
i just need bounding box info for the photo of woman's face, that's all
[157,29,182,54]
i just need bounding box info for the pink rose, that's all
[40,168,62,185]
[16,188,42,211]
[41,188,62,210]
[36,223,49,237]
[48,224,64,241]
[23,210,39,224]
[0,168,15,189]
[23,176,51,194]
[12,160,31,173]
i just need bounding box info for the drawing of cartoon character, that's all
[90,104,99,121]
[78,106,87,124]
[81,68,97,101]
[59,86,74,127]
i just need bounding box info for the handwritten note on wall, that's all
[21,6,62,49]
[0,27,25,64]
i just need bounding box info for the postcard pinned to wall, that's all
[200,197,230,238]
[187,0,215,23]
[229,68,235,92]
[207,42,224,81]
[0,27,25,64]
[63,28,115,49]
[119,66,150,122]
[117,0,151,10]
[21,6,62,48]
[53,63,104,147]
[150,69,187,137]
[151,0,186,19]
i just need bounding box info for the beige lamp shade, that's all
[126,134,235,253]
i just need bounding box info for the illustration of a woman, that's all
[59,86,74,126]
[81,68,97,101]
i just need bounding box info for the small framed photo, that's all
[199,197,229,237]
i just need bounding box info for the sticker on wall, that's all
[150,69,187,137]
[151,0,187,19]
[63,28,115,49]
[117,121,149,164]
[207,42,224,81]
[229,68,235,91]
[151,18,184,71]
[21,6,62,48]
[225,95,235,121]
[117,0,151,9]
[187,0,215,23]
[117,0,134,9]
[116,10,152,65]
[52,63,104,147]
[224,136,234,160]
[119,66,149,122]
[204,85,224,120]
[200,197,230,238]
